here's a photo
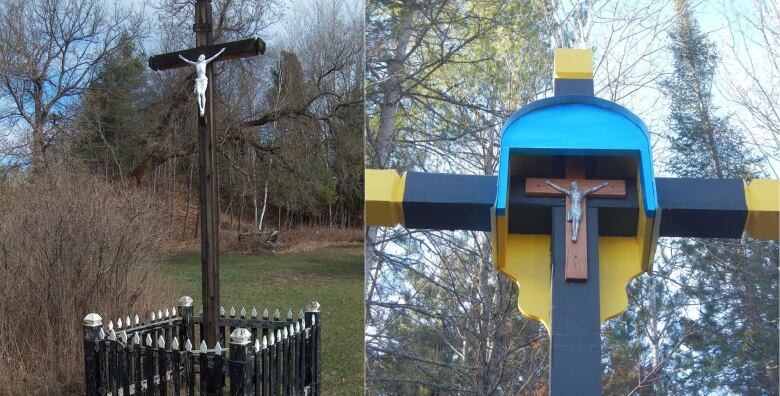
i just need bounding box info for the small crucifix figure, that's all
[544,180,609,242]
[526,157,626,281]
[178,48,225,116]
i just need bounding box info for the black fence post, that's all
[262,308,269,349]
[268,331,276,395]
[83,313,103,396]
[287,324,296,396]
[171,337,182,396]
[184,340,196,396]
[198,341,208,395]
[229,328,254,396]
[146,334,157,396]
[305,301,321,396]
[108,329,119,396]
[121,331,131,396]
[133,333,143,395]
[260,335,269,396]
[179,296,194,346]
[296,320,304,395]
[158,335,168,396]
[213,341,225,396]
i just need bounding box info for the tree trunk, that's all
[258,179,268,232]
[374,7,414,168]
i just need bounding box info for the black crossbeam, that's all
[148,37,266,71]
[395,172,754,238]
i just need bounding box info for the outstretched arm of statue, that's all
[544,180,570,196]
[205,48,226,64]
[178,54,197,65]
[582,181,609,196]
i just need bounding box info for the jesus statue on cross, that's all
[179,48,226,116]
[544,179,609,241]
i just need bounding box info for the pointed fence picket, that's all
[83,297,321,396]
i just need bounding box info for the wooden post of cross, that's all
[148,1,265,393]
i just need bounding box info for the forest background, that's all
[0,0,364,393]
[365,0,779,394]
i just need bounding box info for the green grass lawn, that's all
[162,246,364,395]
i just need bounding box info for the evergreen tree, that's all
[661,0,763,179]
[603,2,777,394]
[74,33,152,180]
[658,1,777,393]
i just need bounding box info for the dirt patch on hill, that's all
[235,227,364,253]
[171,226,363,254]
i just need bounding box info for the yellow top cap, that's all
[554,48,593,79]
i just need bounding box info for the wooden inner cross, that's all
[525,157,626,281]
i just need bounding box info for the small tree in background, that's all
[74,33,154,181]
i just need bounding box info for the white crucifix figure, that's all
[178,48,226,116]
[544,179,609,242]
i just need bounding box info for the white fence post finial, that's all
[230,328,252,345]
[306,300,321,313]
[178,296,194,307]
[83,313,102,327]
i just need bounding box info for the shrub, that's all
[0,166,173,394]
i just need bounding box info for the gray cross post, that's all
[148,1,264,393]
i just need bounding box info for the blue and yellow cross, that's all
[366,49,779,394]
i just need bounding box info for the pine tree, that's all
[661,0,763,179]
[658,1,778,393]
[604,2,777,394]
[74,33,152,180]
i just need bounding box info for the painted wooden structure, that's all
[365,48,780,394]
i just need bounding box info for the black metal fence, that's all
[83,296,321,395]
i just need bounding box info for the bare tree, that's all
[0,0,142,171]
[126,0,363,232]
[718,0,779,177]
[365,1,553,393]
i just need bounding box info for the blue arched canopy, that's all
[496,95,657,218]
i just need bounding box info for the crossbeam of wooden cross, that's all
[148,38,266,71]
[366,170,777,239]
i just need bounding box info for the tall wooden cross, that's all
[365,49,779,395]
[147,0,265,370]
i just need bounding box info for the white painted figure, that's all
[544,180,609,242]
[178,48,226,116]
